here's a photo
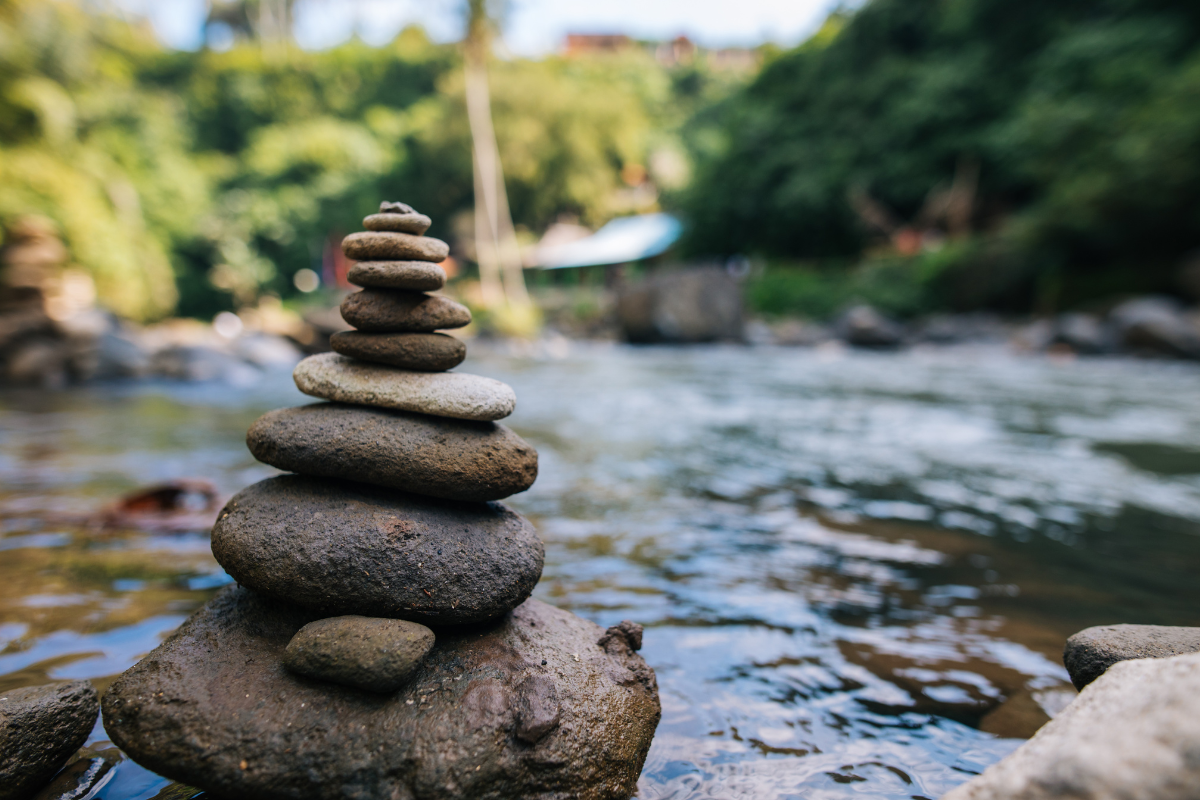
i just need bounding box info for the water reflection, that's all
[2,346,1199,799]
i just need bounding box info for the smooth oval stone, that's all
[348,261,445,291]
[246,403,537,501]
[343,232,449,263]
[211,475,544,624]
[330,331,465,371]
[341,289,470,332]
[294,353,513,421]
[102,587,660,800]
[363,213,432,235]
[283,616,435,693]
[0,681,99,800]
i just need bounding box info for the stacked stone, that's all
[101,203,661,800]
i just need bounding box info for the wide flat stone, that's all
[942,651,1200,800]
[330,331,465,371]
[0,681,99,800]
[342,232,449,263]
[294,353,513,421]
[103,587,660,800]
[247,403,537,501]
[341,289,470,332]
[211,475,543,623]
[347,261,445,291]
[1064,624,1200,690]
[363,213,432,235]
[283,616,435,693]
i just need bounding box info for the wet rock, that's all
[942,651,1200,800]
[149,345,261,384]
[363,214,433,236]
[342,232,449,263]
[835,304,904,347]
[30,757,113,800]
[1064,624,1200,690]
[341,289,470,333]
[211,475,543,624]
[616,266,743,343]
[913,312,1009,344]
[283,616,435,693]
[1050,313,1110,355]
[102,587,661,800]
[0,681,99,800]
[347,261,445,291]
[330,331,465,371]
[1109,296,1200,359]
[247,404,537,502]
[293,353,514,421]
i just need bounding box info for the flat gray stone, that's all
[341,289,470,332]
[342,232,448,263]
[347,261,445,291]
[247,403,537,502]
[211,475,543,624]
[1064,624,1200,690]
[0,681,99,800]
[330,331,465,371]
[102,587,660,800]
[294,353,514,421]
[942,651,1200,800]
[283,616,435,693]
[363,213,432,235]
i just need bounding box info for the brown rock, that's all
[342,232,448,263]
[283,616,435,693]
[347,261,445,291]
[330,331,465,371]
[362,214,432,235]
[246,403,537,501]
[341,289,470,333]
[102,587,661,800]
[0,681,99,800]
[210,475,544,625]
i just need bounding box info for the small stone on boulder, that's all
[342,232,449,263]
[330,331,465,371]
[0,681,99,800]
[1064,624,1200,690]
[294,353,514,421]
[347,261,445,291]
[211,475,543,624]
[283,616,435,693]
[341,289,470,332]
[247,403,537,501]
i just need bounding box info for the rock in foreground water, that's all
[294,353,514,421]
[247,404,537,502]
[1064,624,1200,690]
[211,475,543,624]
[347,261,445,291]
[330,331,465,371]
[341,289,470,332]
[943,651,1200,800]
[102,587,661,800]
[0,681,99,800]
[342,232,449,263]
[284,616,435,693]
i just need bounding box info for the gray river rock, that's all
[283,616,435,693]
[347,261,445,291]
[211,475,544,624]
[102,586,660,800]
[340,289,470,333]
[330,331,465,371]
[0,681,99,800]
[342,232,449,263]
[362,212,432,235]
[1064,624,1200,689]
[246,403,537,501]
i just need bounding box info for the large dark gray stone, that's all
[1064,624,1200,690]
[246,403,537,502]
[102,587,661,800]
[330,331,465,371]
[283,616,436,693]
[211,475,544,625]
[0,681,98,800]
[341,289,470,333]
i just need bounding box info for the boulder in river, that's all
[1109,296,1200,359]
[616,266,743,344]
[1064,623,1200,690]
[0,681,99,800]
[102,586,661,800]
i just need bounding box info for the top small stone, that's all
[380,201,416,214]
[364,201,432,236]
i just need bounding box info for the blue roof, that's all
[536,213,683,269]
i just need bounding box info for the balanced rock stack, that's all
[101,203,661,800]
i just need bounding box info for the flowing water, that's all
[3,343,1200,800]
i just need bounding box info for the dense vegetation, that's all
[685,0,1200,315]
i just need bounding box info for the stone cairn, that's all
[101,203,661,800]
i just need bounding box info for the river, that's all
[3,342,1199,799]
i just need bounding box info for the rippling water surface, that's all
[3,343,1200,800]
